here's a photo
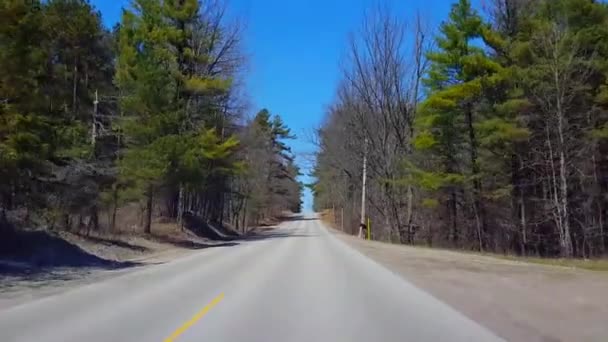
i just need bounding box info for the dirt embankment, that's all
[0,218,242,309]
[336,231,608,342]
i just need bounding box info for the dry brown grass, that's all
[321,208,608,272]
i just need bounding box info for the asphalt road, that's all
[0,216,504,342]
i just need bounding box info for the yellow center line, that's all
[163,293,225,342]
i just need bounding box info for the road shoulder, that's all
[334,230,608,342]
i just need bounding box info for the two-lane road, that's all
[0,217,504,342]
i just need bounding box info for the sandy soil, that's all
[336,232,608,342]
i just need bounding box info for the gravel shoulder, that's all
[335,230,608,342]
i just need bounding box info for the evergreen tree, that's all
[0,0,49,215]
[1,0,114,230]
[117,0,242,232]
[415,0,500,249]
[1,0,296,242]
[241,109,301,222]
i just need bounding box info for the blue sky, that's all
[92,0,456,212]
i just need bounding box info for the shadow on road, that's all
[242,216,320,241]
[242,231,317,241]
[276,214,319,222]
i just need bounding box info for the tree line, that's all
[0,0,302,236]
[313,0,608,258]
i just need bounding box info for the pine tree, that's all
[242,109,300,221]
[1,0,114,230]
[415,0,503,249]
[116,0,240,232]
[0,0,49,216]
[116,0,176,233]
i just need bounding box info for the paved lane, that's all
[0,217,503,342]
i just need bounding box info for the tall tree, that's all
[506,0,608,256]
[0,0,49,219]
[415,0,501,249]
[116,0,237,233]
[1,0,114,232]
[315,0,608,258]
[238,109,301,224]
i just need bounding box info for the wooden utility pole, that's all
[359,138,368,238]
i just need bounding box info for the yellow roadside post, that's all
[367,217,371,240]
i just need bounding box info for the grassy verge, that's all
[492,254,608,272]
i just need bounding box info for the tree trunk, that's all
[241,198,248,234]
[546,124,568,256]
[87,205,99,236]
[473,195,484,252]
[0,207,8,235]
[72,62,78,116]
[465,105,485,251]
[144,186,153,235]
[64,213,71,232]
[450,189,458,245]
[555,76,573,257]
[219,191,225,226]
[558,148,573,257]
[177,184,185,229]
[405,184,414,243]
[78,214,84,233]
[591,153,605,255]
[520,190,527,256]
[110,186,119,233]
[600,199,606,255]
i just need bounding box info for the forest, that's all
[313,0,608,258]
[0,0,302,238]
